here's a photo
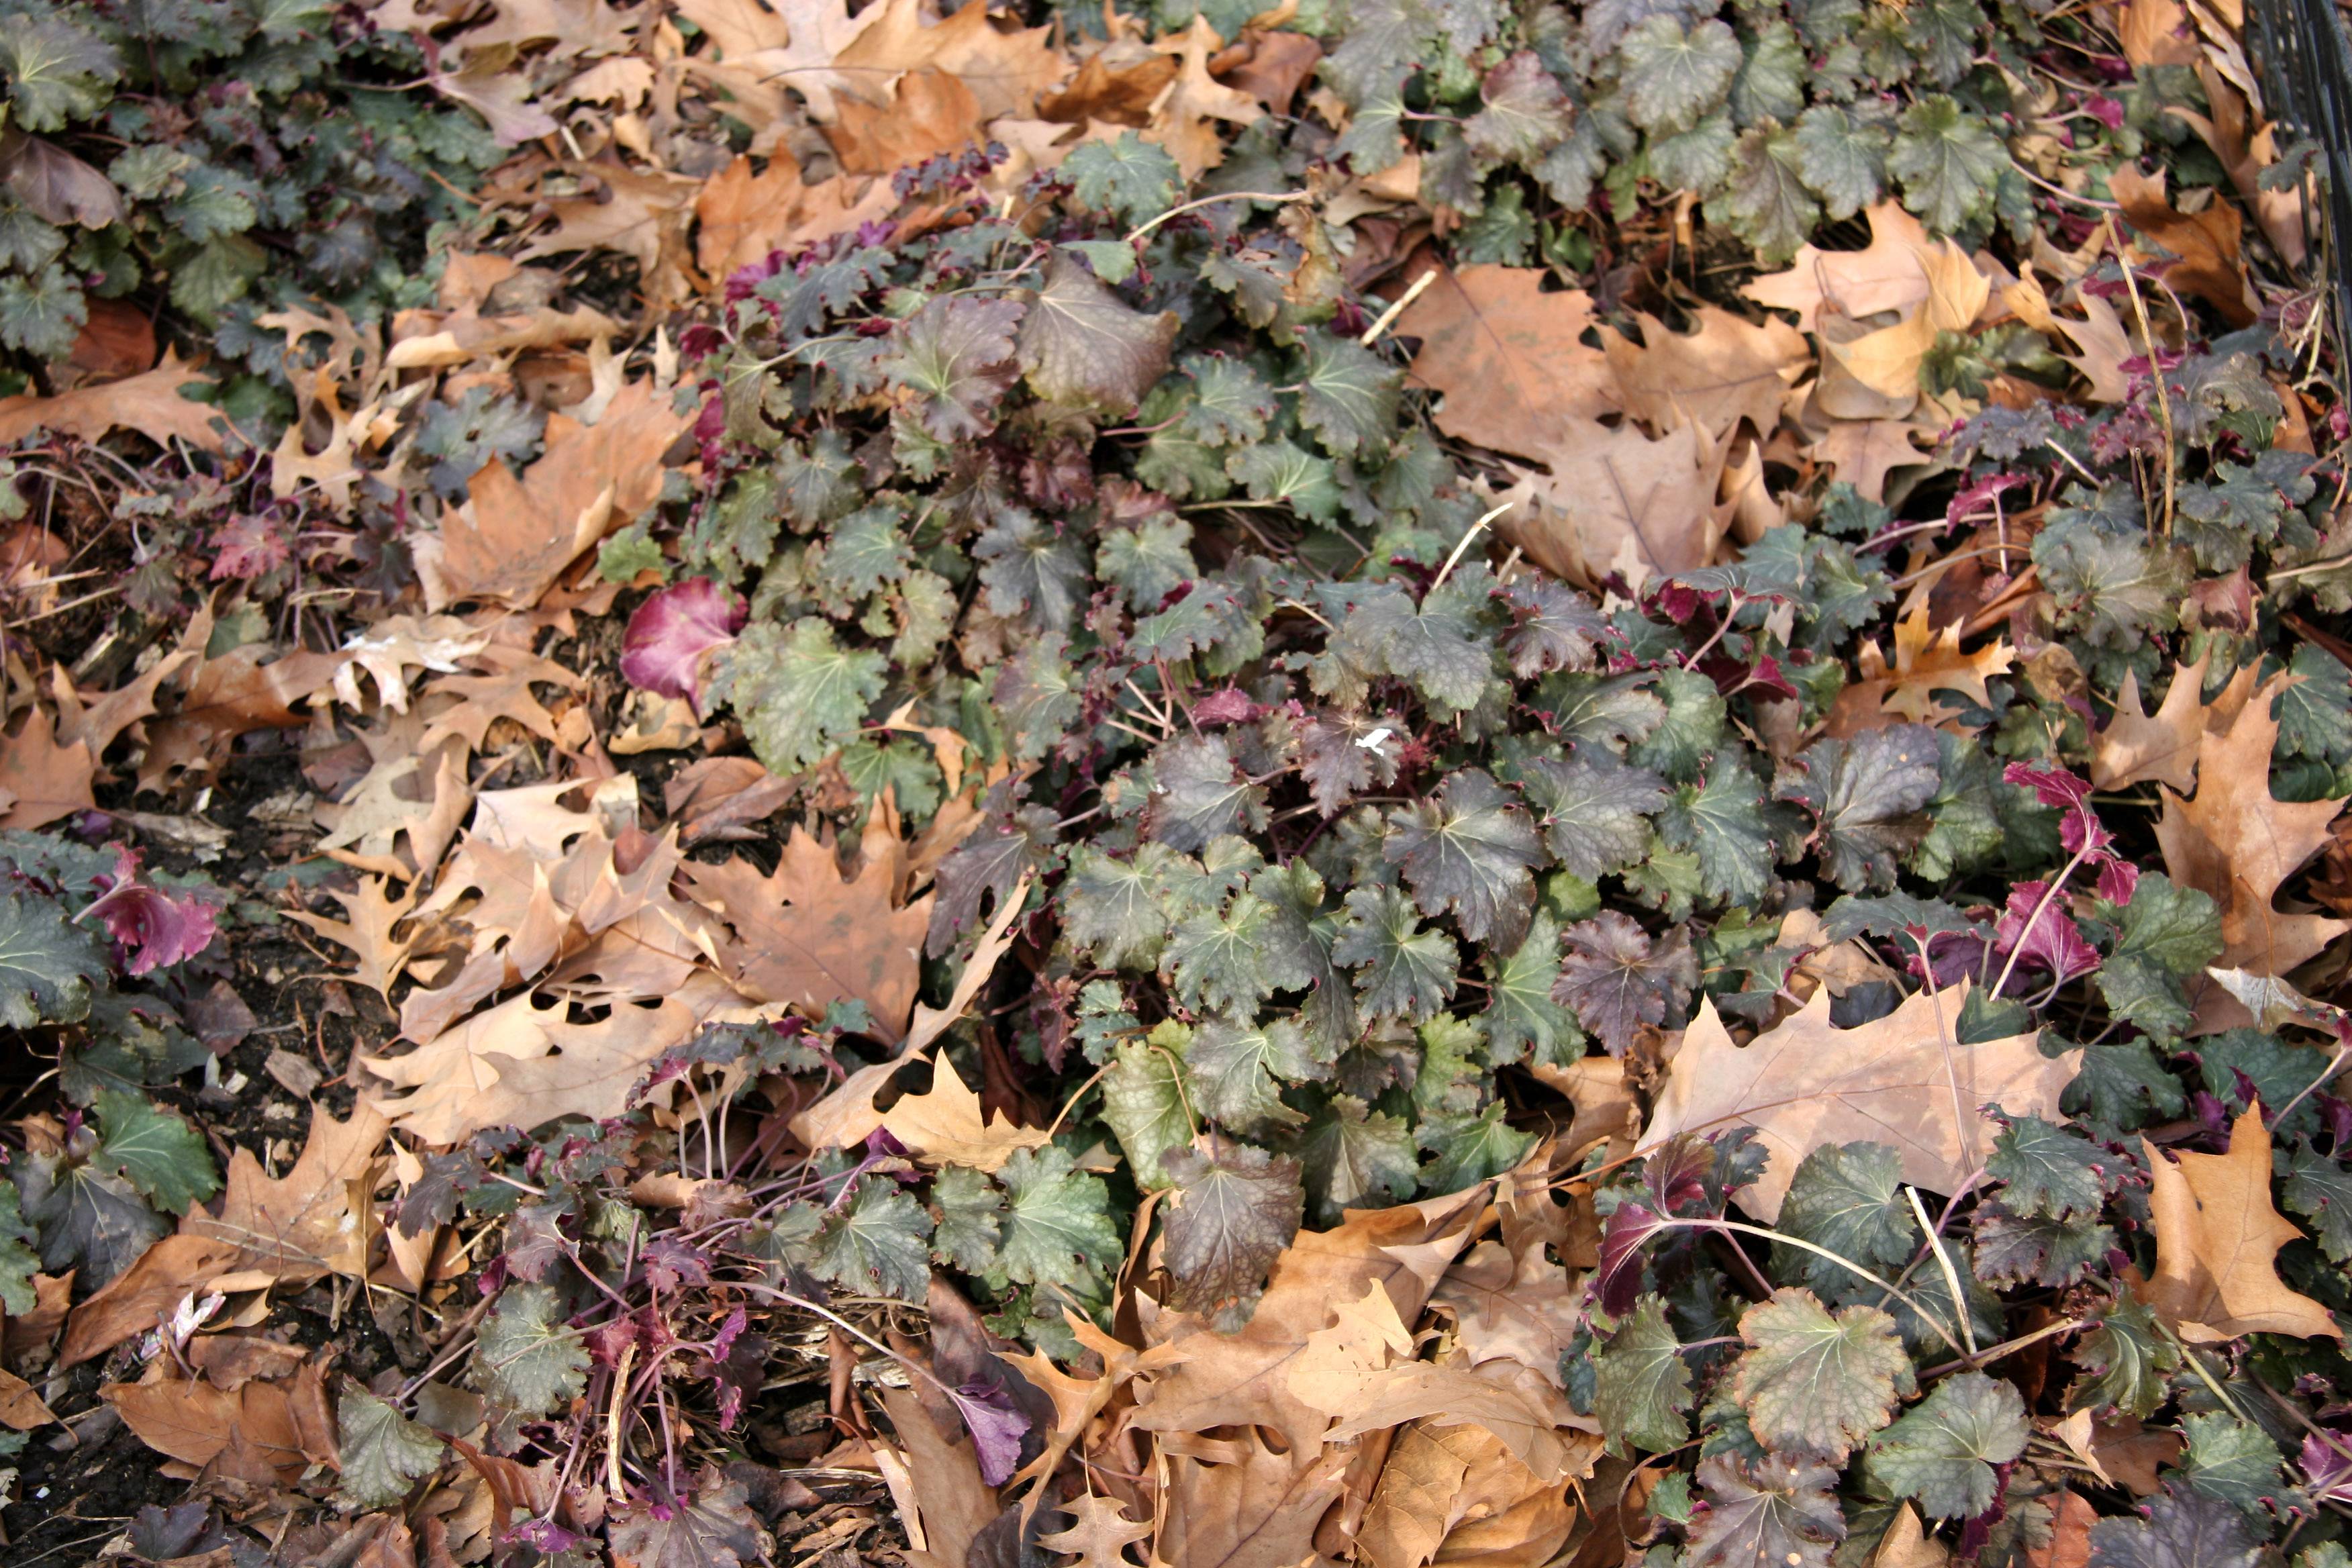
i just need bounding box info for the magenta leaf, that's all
[1994,883,2101,984]
[78,847,220,975]
[948,1373,1032,1486]
[622,579,748,711]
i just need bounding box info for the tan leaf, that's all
[417,646,583,754]
[2143,1102,2339,1341]
[875,1051,1051,1171]
[285,876,420,1001]
[827,68,989,177]
[1744,202,1936,331]
[2154,671,2349,1029]
[1036,1495,1152,1568]
[1816,305,1936,421]
[360,972,771,1144]
[1643,982,2076,1222]
[0,348,228,452]
[185,1101,391,1289]
[1128,1185,1484,1453]
[1826,603,2016,736]
[2110,164,2258,328]
[315,740,475,881]
[413,380,693,612]
[2169,61,2304,266]
[1528,1054,1640,1160]
[687,821,931,1038]
[1359,1420,1572,1568]
[516,165,701,304]
[878,1385,997,1567]
[2054,292,2134,403]
[1602,306,1808,440]
[1156,1428,1352,1568]
[1143,15,1265,177]
[1808,411,1941,502]
[1428,1234,1582,1387]
[0,705,95,832]
[2092,655,2218,791]
[1391,260,1616,461]
[677,0,881,122]
[0,1366,56,1429]
[1504,416,1732,591]
[2119,0,2200,67]
[1038,50,1178,125]
[693,154,873,279]
[383,303,620,371]
[830,0,1067,121]
[2025,1489,2097,1568]
[1873,1504,1950,1568]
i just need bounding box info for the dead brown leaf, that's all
[414,379,692,611]
[875,1051,1052,1171]
[2143,1102,2339,1341]
[287,877,421,1001]
[1391,259,1615,461]
[831,0,1067,121]
[0,348,228,452]
[687,819,932,1039]
[1643,982,2075,1222]
[828,68,989,177]
[60,1236,245,1367]
[104,1357,335,1483]
[1744,202,1937,330]
[1505,416,1732,590]
[0,1366,56,1429]
[2110,164,2259,327]
[2154,671,2349,1029]
[185,1101,391,1291]
[2092,655,2228,791]
[1144,15,1265,177]
[1602,306,1808,440]
[1808,410,1942,501]
[1827,602,2016,735]
[0,705,95,832]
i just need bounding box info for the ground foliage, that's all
[3,0,2352,1565]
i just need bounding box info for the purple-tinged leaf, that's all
[948,1375,1032,1486]
[78,847,219,975]
[622,579,748,711]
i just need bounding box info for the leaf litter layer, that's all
[3,0,2352,1565]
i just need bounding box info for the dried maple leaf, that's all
[1808,411,1942,502]
[1128,1184,1483,1455]
[2055,292,2134,403]
[286,877,420,1001]
[418,646,583,753]
[0,348,227,452]
[675,0,881,123]
[687,820,933,1038]
[1038,1496,1153,1568]
[0,706,94,832]
[1144,15,1265,177]
[1745,202,1937,332]
[1359,1419,1573,1568]
[831,0,1067,121]
[2110,164,2259,328]
[1643,982,2076,1222]
[184,1100,391,1290]
[828,68,989,177]
[693,153,879,278]
[2153,671,2349,1030]
[875,1050,1051,1171]
[103,1359,335,1483]
[1826,603,2016,736]
[2092,655,2238,792]
[2143,1103,2339,1342]
[362,972,776,1143]
[1602,305,1809,441]
[1391,259,1616,462]
[1505,415,1734,591]
[414,380,693,611]
[1156,1426,1353,1568]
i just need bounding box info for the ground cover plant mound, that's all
[2,0,2352,1565]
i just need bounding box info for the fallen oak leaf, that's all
[1391,258,1617,462]
[0,705,95,832]
[2110,163,2259,328]
[876,1050,1052,1171]
[103,1358,336,1484]
[1640,981,2076,1222]
[2143,1102,2339,1342]
[1037,1496,1153,1568]
[1602,305,1809,441]
[1745,201,1938,332]
[183,1099,391,1291]
[0,348,228,452]
[2153,669,2349,1030]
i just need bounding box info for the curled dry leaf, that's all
[1643,981,2074,1222]
[2143,1102,2339,1342]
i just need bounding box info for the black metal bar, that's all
[2247,0,2352,340]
